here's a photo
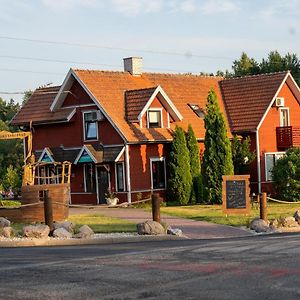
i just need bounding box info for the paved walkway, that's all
[70,207,252,239]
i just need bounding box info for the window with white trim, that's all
[115,163,125,192]
[279,108,290,127]
[84,164,96,192]
[83,111,98,140]
[151,158,166,189]
[265,152,285,181]
[148,109,162,128]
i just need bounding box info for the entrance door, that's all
[97,166,109,204]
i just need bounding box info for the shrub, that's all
[272,148,300,201]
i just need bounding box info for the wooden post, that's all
[152,193,161,223]
[43,190,54,235]
[260,192,268,222]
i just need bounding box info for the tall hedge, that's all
[202,89,234,204]
[168,126,192,205]
[186,124,202,203]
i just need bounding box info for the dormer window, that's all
[188,103,205,118]
[83,111,98,141]
[148,109,162,128]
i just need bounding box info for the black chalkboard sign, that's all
[226,180,246,209]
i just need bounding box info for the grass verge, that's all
[68,214,136,233]
[160,202,300,227]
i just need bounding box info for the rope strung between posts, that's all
[267,196,300,204]
[51,197,152,209]
[0,201,43,209]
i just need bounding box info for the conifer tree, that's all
[202,89,234,204]
[186,124,202,203]
[168,126,192,205]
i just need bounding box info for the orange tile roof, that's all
[11,86,74,126]
[73,70,229,142]
[220,71,288,132]
[125,87,157,122]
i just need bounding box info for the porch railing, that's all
[276,126,300,150]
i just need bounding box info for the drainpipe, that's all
[256,130,261,193]
[125,144,131,203]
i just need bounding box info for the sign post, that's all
[222,175,250,215]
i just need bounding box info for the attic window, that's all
[188,104,205,118]
[148,109,162,128]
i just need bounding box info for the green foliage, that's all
[231,135,256,174]
[272,148,300,201]
[3,165,21,192]
[229,51,300,85]
[202,89,234,204]
[168,126,193,205]
[0,97,23,189]
[186,124,203,203]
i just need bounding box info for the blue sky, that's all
[1,0,300,103]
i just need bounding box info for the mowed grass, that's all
[160,202,300,227]
[68,214,136,233]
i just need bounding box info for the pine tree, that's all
[202,89,234,204]
[186,124,202,203]
[168,126,192,205]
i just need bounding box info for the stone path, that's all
[70,207,252,239]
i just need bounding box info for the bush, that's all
[272,148,300,201]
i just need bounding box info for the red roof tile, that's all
[220,71,288,132]
[11,86,74,126]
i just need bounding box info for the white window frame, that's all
[150,157,166,190]
[82,111,99,141]
[115,162,125,192]
[279,107,290,127]
[147,108,163,129]
[264,152,285,182]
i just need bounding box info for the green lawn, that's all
[160,202,300,227]
[68,214,136,233]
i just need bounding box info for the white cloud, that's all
[200,0,239,15]
[179,0,197,13]
[110,0,163,16]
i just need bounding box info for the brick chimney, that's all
[123,57,142,76]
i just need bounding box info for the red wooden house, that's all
[11,57,300,203]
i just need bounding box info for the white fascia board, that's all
[50,68,74,112]
[74,145,97,164]
[114,146,125,162]
[67,108,76,121]
[286,72,300,104]
[257,72,290,131]
[137,86,183,121]
[38,147,55,163]
[71,70,127,143]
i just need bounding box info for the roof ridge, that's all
[221,71,289,82]
[35,85,61,91]
[74,69,224,79]
[125,86,158,93]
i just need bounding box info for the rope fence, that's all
[267,196,300,204]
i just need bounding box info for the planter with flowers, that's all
[105,189,119,206]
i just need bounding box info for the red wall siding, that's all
[259,82,300,189]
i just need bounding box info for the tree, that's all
[168,126,193,205]
[272,148,300,201]
[3,165,21,193]
[228,51,300,85]
[231,135,256,174]
[202,89,234,204]
[232,52,259,77]
[186,124,202,203]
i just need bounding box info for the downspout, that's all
[125,144,131,203]
[256,129,261,193]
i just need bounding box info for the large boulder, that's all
[293,210,300,223]
[0,226,14,238]
[137,220,166,235]
[249,218,270,233]
[23,225,50,239]
[53,227,73,239]
[75,225,94,239]
[280,216,299,228]
[0,217,10,228]
[54,221,75,234]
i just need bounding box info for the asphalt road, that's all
[0,234,300,300]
